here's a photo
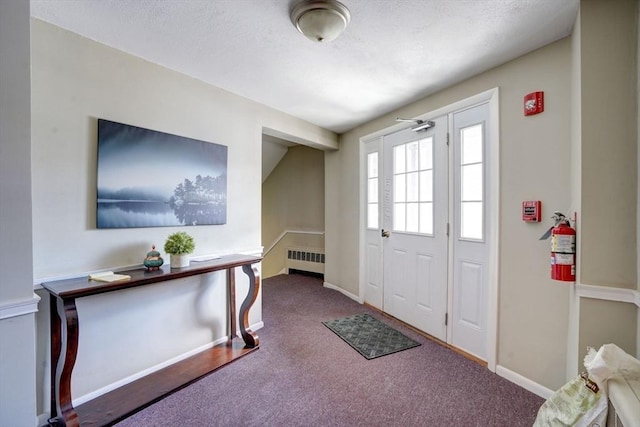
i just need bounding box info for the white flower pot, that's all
[170,254,190,268]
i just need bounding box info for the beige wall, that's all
[574,0,638,368]
[579,298,638,356]
[30,19,334,418]
[262,145,324,277]
[580,0,637,289]
[329,38,574,390]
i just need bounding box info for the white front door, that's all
[381,116,448,341]
[364,101,492,361]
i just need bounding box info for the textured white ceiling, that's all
[30,0,579,134]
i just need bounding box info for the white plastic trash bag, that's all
[534,343,640,427]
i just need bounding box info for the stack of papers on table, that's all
[89,271,131,282]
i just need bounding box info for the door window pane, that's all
[368,178,378,203]
[368,204,379,229]
[367,152,379,229]
[406,141,419,172]
[461,164,482,201]
[419,170,433,201]
[394,145,406,174]
[419,202,433,234]
[461,202,483,240]
[368,152,378,178]
[394,203,406,231]
[394,174,406,203]
[406,172,419,202]
[462,124,483,164]
[419,137,433,169]
[406,203,419,232]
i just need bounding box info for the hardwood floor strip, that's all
[75,341,258,426]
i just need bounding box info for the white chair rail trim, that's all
[0,293,41,320]
[575,283,640,308]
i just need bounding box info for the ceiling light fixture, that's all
[290,0,351,43]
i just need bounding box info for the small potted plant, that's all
[164,231,195,268]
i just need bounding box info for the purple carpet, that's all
[115,273,544,426]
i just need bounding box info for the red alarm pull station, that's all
[524,92,544,116]
[522,201,542,222]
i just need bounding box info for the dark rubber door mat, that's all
[322,313,421,359]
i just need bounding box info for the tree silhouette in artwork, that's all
[168,174,227,225]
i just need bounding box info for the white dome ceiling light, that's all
[290,0,351,43]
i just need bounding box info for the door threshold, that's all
[363,303,487,368]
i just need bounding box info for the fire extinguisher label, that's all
[551,235,575,253]
[554,253,574,265]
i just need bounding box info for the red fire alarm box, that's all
[522,201,542,222]
[524,92,544,116]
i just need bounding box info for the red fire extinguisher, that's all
[550,212,576,282]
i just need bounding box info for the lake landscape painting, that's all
[97,119,227,228]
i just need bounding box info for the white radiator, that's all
[286,247,325,275]
[607,375,640,427]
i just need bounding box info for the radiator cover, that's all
[286,247,325,275]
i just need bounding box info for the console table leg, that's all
[227,267,237,343]
[49,295,61,419]
[239,264,260,348]
[53,297,80,427]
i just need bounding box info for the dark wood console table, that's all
[41,254,262,427]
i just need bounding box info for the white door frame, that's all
[358,88,500,371]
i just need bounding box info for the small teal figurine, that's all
[143,245,164,271]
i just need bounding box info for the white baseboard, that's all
[37,413,50,426]
[323,281,363,303]
[496,365,554,399]
[246,320,264,334]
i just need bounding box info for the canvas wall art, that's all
[97,119,227,228]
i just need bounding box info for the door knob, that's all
[381,229,390,238]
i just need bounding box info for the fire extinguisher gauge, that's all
[539,212,570,240]
[552,211,570,227]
